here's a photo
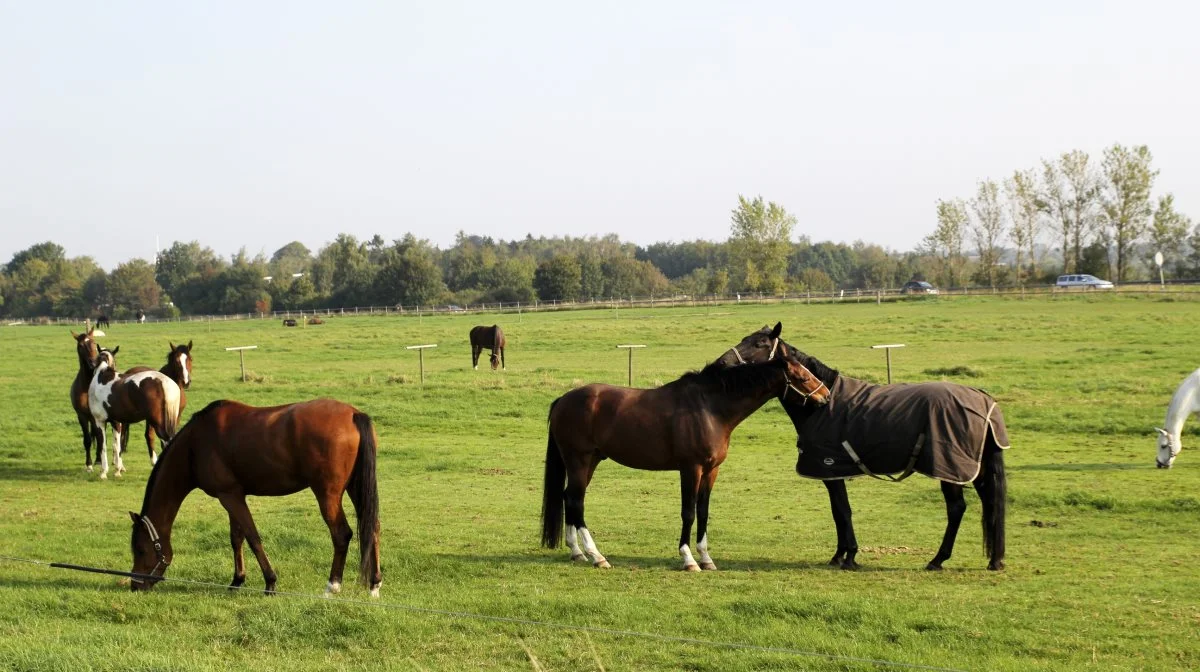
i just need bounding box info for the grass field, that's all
[1,295,1198,671]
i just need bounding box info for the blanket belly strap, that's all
[840,433,925,482]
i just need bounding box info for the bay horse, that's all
[128,399,382,597]
[88,347,182,479]
[69,328,102,471]
[540,353,829,571]
[119,341,194,465]
[726,324,1009,571]
[470,325,506,370]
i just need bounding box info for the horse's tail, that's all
[351,412,381,587]
[541,398,565,548]
[979,436,1006,569]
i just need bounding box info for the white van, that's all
[1055,274,1114,289]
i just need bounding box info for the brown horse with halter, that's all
[70,328,102,471]
[470,325,506,370]
[128,399,382,597]
[540,351,829,571]
[725,324,1009,572]
[87,347,182,479]
[118,341,194,466]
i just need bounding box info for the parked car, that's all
[901,281,939,295]
[1055,274,1114,289]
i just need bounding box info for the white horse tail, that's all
[161,378,182,440]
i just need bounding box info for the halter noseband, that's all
[781,364,831,406]
[136,516,169,585]
[727,337,780,365]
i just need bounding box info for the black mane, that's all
[792,350,839,388]
[675,358,785,396]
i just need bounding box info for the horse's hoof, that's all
[85,466,93,473]
[369,582,382,598]
[593,560,611,569]
[828,555,843,566]
[699,562,718,571]
[473,366,478,370]
[683,563,701,573]
[570,553,586,562]
[925,562,944,571]
[987,561,1005,571]
[99,472,108,480]
[840,560,860,571]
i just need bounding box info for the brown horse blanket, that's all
[795,377,1010,484]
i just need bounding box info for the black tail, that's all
[540,398,565,548]
[979,437,1007,569]
[351,413,381,587]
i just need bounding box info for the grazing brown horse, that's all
[470,325,506,370]
[69,329,102,471]
[119,341,194,465]
[726,324,1009,572]
[540,354,829,571]
[88,348,181,479]
[128,399,383,597]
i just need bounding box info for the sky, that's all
[2,1,1198,270]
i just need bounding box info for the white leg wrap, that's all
[680,544,700,571]
[698,533,716,569]
[579,528,609,568]
[113,428,124,475]
[566,526,585,560]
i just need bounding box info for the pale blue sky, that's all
[2,1,1197,269]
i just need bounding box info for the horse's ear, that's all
[169,342,175,350]
[112,346,120,356]
[1155,428,1168,436]
[128,511,140,523]
[770,322,782,339]
[70,330,78,339]
[187,340,193,351]
[87,327,94,336]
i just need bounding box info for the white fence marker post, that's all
[870,344,906,384]
[224,345,259,382]
[616,344,647,386]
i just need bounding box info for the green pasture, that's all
[0,295,1198,671]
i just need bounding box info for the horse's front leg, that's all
[92,420,108,480]
[927,482,966,571]
[78,414,93,472]
[218,492,278,593]
[825,480,859,570]
[111,423,125,476]
[695,467,720,570]
[678,466,702,572]
[472,346,480,370]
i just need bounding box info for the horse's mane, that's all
[792,350,839,387]
[138,400,228,516]
[675,358,785,396]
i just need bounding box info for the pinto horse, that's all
[88,347,182,479]
[69,329,102,471]
[119,341,194,465]
[540,353,829,571]
[470,325,506,370]
[726,324,1009,571]
[128,399,382,597]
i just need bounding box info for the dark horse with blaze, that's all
[726,323,1009,572]
[540,352,829,571]
[119,341,194,466]
[129,398,382,597]
[469,325,506,370]
[70,328,102,471]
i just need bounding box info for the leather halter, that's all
[135,516,169,585]
[728,337,780,365]
[781,363,830,406]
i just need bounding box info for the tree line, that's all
[2,173,1195,319]
[924,143,1196,288]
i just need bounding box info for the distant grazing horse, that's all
[727,324,1009,571]
[119,341,194,465]
[541,354,829,571]
[1157,367,1200,468]
[69,328,102,471]
[128,399,382,597]
[88,347,182,479]
[470,325,506,370]
[282,319,297,327]
[136,309,146,323]
[96,314,111,329]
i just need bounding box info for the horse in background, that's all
[70,328,102,471]
[726,324,1009,572]
[96,314,111,329]
[541,353,829,571]
[119,341,194,465]
[1157,368,1200,468]
[88,347,182,479]
[129,399,382,597]
[470,325,506,370]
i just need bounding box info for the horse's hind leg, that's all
[566,455,609,568]
[217,492,278,593]
[825,480,859,569]
[472,345,481,370]
[111,423,125,476]
[695,467,720,570]
[92,421,108,480]
[144,424,158,466]
[314,487,353,597]
[677,465,702,572]
[927,482,967,571]
[227,512,247,590]
[78,414,93,472]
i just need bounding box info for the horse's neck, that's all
[717,374,784,424]
[143,439,195,539]
[1166,373,1200,436]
